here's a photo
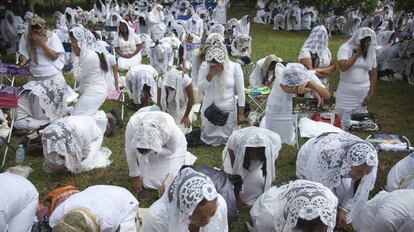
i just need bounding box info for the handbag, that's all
[204,103,230,126]
[349,113,380,132]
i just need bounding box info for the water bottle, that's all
[15,144,25,164]
[341,111,351,131]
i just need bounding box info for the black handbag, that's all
[204,103,229,127]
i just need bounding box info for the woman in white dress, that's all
[336,27,377,117]
[291,2,302,31]
[125,111,196,193]
[197,42,246,146]
[147,4,166,41]
[250,180,338,232]
[230,33,251,58]
[212,0,227,25]
[249,54,283,87]
[222,127,281,206]
[187,13,204,38]
[125,64,158,106]
[296,132,378,229]
[16,15,67,130]
[0,172,39,232]
[149,41,174,75]
[298,25,336,88]
[1,10,23,54]
[41,112,111,174]
[262,63,330,145]
[352,189,414,232]
[141,167,228,232]
[113,19,143,71]
[50,185,138,232]
[157,68,194,134]
[253,0,266,24]
[69,26,107,116]
[386,152,414,191]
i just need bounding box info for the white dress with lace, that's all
[125,111,196,189]
[250,179,338,232]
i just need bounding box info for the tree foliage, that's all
[395,0,414,12]
[300,0,378,16]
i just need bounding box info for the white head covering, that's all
[209,24,225,37]
[271,180,338,232]
[69,26,98,52]
[167,167,218,232]
[280,63,309,86]
[160,68,187,115]
[41,120,84,173]
[125,65,158,104]
[233,33,252,56]
[343,27,377,68]
[64,7,77,26]
[149,41,170,74]
[223,127,282,192]
[53,208,99,232]
[302,132,378,223]
[377,30,394,47]
[205,33,223,45]
[204,41,229,95]
[300,25,329,59]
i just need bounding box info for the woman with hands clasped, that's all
[261,63,330,145]
[336,27,377,117]
[197,41,246,146]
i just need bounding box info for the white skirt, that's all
[139,152,197,189]
[262,108,295,145]
[335,82,369,116]
[200,103,237,146]
[118,53,142,71]
[72,89,106,116]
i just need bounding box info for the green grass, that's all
[2,5,414,232]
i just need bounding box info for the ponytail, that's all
[96,52,108,72]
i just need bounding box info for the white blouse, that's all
[77,49,107,94]
[198,61,245,111]
[18,32,65,77]
[112,33,142,54]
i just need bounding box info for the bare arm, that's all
[316,60,336,76]
[157,87,161,107]
[308,80,331,99]
[115,47,127,58]
[183,84,194,118]
[299,58,313,70]
[338,49,362,72]
[362,68,377,106]
[112,64,119,90]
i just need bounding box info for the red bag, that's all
[311,113,341,128]
[0,86,18,108]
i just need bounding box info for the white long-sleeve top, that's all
[197,61,245,111]
[77,49,108,95]
[125,111,188,177]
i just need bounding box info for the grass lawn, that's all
[2,5,414,232]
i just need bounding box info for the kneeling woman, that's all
[69,26,107,116]
[250,179,338,232]
[41,112,111,173]
[296,132,378,228]
[222,126,281,206]
[141,167,228,232]
[125,111,196,193]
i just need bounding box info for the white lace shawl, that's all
[343,27,377,68]
[232,33,251,57]
[69,26,98,53]
[223,126,281,193]
[280,63,309,87]
[41,119,84,173]
[302,132,378,223]
[167,167,219,232]
[125,65,158,104]
[159,68,187,116]
[204,42,230,96]
[300,25,330,60]
[209,24,225,38]
[270,180,338,232]
[149,42,171,75]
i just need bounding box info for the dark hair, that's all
[310,52,319,69]
[65,12,72,23]
[295,217,326,232]
[243,147,267,177]
[118,21,129,38]
[360,36,371,59]
[96,0,103,11]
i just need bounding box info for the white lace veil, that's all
[303,132,378,223]
[272,180,338,232]
[343,27,377,68]
[280,63,309,86]
[69,26,98,53]
[167,167,218,232]
[300,25,329,59]
[223,127,281,192]
[204,41,229,96]
[160,68,187,115]
[41,119,84,173]
[130,113,168,153]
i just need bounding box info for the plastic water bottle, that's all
[341,111,351,131]
[15,144,25,164]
